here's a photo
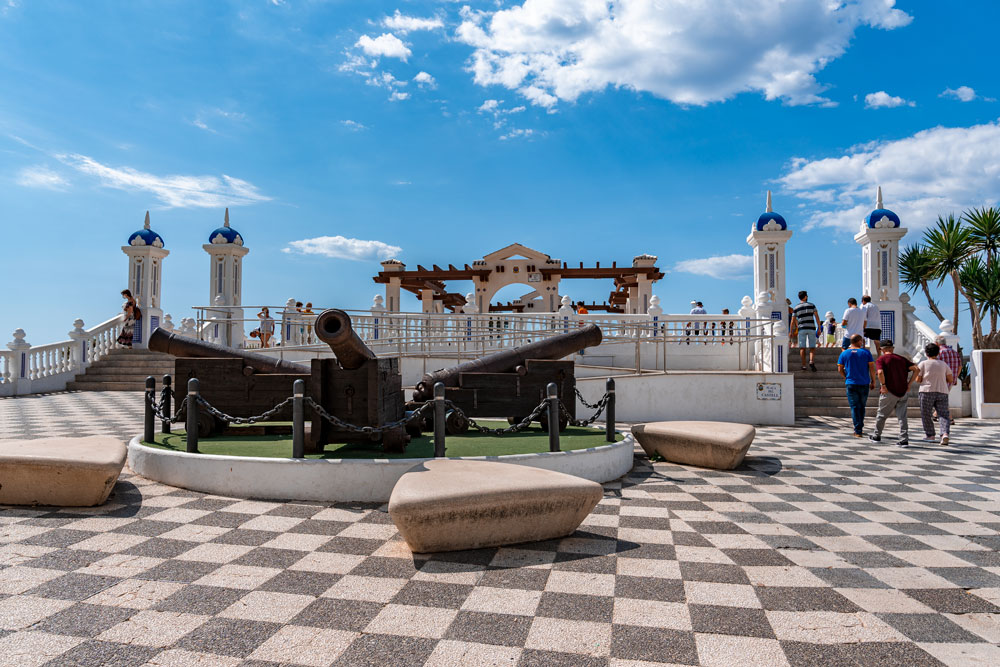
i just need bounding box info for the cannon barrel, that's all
[314,309,377,370]
[148,328,307,375]
[413,323,602,401]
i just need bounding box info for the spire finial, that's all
[876,186,883,209]
[144,211,150,229]
[765,190,773,213]
[224,207,230,227]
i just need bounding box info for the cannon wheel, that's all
[538,411,569,433]
[199,413,222,439]
[444,409,469,435]
[382,427,409,454]
[506,416,529,427]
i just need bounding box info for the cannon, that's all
[149,310,408,452]
[411,324,602,432]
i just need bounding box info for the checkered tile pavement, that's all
[2,392,1000,665]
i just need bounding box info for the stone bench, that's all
[388,460,604,553]
[632,421,755,470]
[0,436,127,507]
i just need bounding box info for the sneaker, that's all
[810,363,817,372]
[922,436,936,442]
[940,435,950,446]
[897,440,909,448]
[852,433,862,438]
[868,434,881,442]
[800,366,808,371]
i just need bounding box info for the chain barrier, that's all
[574,387,603,410]
[303,398,434,435]
[447,399,549,436]
[196,396,294,425]
[560,392,611,427]
[146,393,187,424]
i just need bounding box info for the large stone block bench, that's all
[388,459,604,553]
[632,421,755,470]
[0,436,127,507]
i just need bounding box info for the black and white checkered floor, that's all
[2,391,1000,665]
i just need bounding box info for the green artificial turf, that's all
[143,421,622,459]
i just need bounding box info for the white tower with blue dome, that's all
[747,191,792,320]
[121,211,169,348]
[854,186,907,342]
[203,208,249,345]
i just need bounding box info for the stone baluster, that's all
[647,295,663,338]
[754,292,775,371]
[281,298,297,346]
[161,314,175,332]
[371,294,385,341]
[68,319,89,374]
[558,295,574,335]
[7,329,31,395]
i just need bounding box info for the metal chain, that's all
[195,396,293,425]
[303,397,434,435]
[574,387,603,410]
[447,399,549,436]
[146,394,187,423]
[559,393,610,427]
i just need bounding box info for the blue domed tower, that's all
[121,211,169,348]
[855,186,907,342]
[203,208,249,346]
[746,191,792,320]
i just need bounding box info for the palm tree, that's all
[899,245,945,321]
[964,206,1000,332]
[959,256,1000,347]
[922,214,973,334]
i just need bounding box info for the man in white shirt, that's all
[840,298,865,349]
[861,295,883,356]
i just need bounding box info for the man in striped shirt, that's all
[935,336,961,388]
[793,290,822,371]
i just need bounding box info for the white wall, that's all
[576,372,795,426]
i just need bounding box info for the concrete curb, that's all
[127,433,635,503]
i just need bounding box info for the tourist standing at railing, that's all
[116,289,139,349]
[861,295,882,356]
[916,343,953,446]
[687,301,707,344]
[792,291,820,371]
[870,340,918,448]
[303,302,315,344]
[823,316,837,347]
[257,307,275,348]
[838,334,876,438]
[840,298,865,349]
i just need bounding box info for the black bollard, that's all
[433,382,446,458]
[605,377,616,442]
[292,379,305,459]
[161,375,172,434]
[144,376,155,443]
[547,382,560,452]
[186,378,200,453]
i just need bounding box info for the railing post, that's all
[6,329,31,396]
[144,376,155,443]
[547,382,560,452]
[433,382,446,458]
[186,378,200,453]
[605,377,616,442]
[292,379,305,459]
[161,375,172,434]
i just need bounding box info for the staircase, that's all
[67,348,175,391]
[790,347,921,419]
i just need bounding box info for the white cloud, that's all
[283,236,402,262]
[389,91,411,101]
[779,119,1000,232]
[57,153,271,208]
[16,165,68,190]
[383,10,443,33]
[864,91,914,108]
[940,85,979,102]
[456,0,911,108]
[414,71,436,87]
[673,254,753,280]
[190,108,247,133]
[356,33,410,61]
[499,128,536,140]
[340,119,368,131]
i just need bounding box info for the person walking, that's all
[116,289,138,348]
[917,343,954,445]
[792,290,821,371]
[935,335,961,387]
[838,334,876,438]
[861,295,882,356]
[840,298,865,349]
[869,340,919,448]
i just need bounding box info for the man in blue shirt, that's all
[838,334,876,437]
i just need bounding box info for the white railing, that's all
[1,314,124,397]
[192,306,787,373]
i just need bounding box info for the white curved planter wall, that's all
[127,434,635,503]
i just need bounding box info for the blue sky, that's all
[2,0,998,345]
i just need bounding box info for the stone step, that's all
[71,373,173,383]
[66,380,147,391]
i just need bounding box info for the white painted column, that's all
[747,192,792,322]
[7,329,31,395]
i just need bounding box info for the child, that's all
[824,317,837,347]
